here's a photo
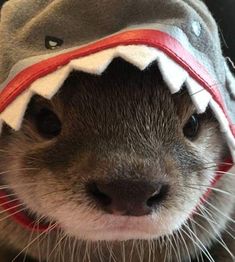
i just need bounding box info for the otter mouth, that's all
[0,161,232,233]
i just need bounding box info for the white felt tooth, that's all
[157,52,188,94]
[117,45,160,70]
[186,77,211,113]
[0,90,33,130]
[209,100,230,133]
[71,49,116,75]
[209,99,235,160]
[30,65,71,99]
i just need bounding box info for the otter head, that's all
[0,59,231,252]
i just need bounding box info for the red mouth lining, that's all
[0,159,232,232]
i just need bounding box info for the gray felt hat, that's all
[0,0,234,161]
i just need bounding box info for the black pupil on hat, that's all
[36,108,62,139]
[45,36,64,50]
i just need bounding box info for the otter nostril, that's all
[146,184,169,208]
[87,183,112,206]
[87,180,170,216]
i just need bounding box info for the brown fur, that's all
[0,59,234,261]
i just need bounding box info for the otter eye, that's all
[45,36,64,50]
[35,108,62,139]
[183,115,200,139]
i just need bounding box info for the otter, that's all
[0,59,234,261]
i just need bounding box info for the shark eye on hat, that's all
[45,36,64,50]
[192,21,202,37]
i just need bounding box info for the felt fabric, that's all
[0,0,234,160]
[205,0,235,62]
[0,0,225,82]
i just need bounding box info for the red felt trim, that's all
[0,29,234,136]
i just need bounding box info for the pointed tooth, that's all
[71,49,116,75]
[209,100,230,133]
[186,77,211,113]
[117,45,160,70]
[30,65,71,99]
[209,99,235,158]
[157,52,188,94]
[0,90,33,130]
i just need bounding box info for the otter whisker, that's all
[0,202,25,215]
[201,207,235,259]
[188,219,214,261]
[148,239,154,262]
[36,223,43,262]
[184,185,235,198]
[96,241,104,262]
[182,223,215,262]
[197,205,235,241]
[62,235,69,262]
[110,241,118,262]
[69,237,77,262]
[163,237,169,262]
[0,207,27,223]
[0,197,21,207]
[190,215,234,259]
[203,199,235,224]
[166,236,173,262]
[23,220,39,262]
[0,192,19,199]
[193,161,234,172]
[129,239,136,262]
[216,170,235,177]
[52,229,61,262]
[171,233,182,262]
[58,233,67,262]
[12,222,57,262]
[176,229,192,262]
[83,240,91,262]
[192,208,235,242]
[187,220,204,262]
[70,237,76,262]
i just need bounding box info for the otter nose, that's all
[87,180,169,216]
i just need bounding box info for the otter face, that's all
[0,59,228,246]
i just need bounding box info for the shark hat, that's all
[0,0,234,231]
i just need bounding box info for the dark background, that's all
[204,0,235,63]
[0,0,234,61]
